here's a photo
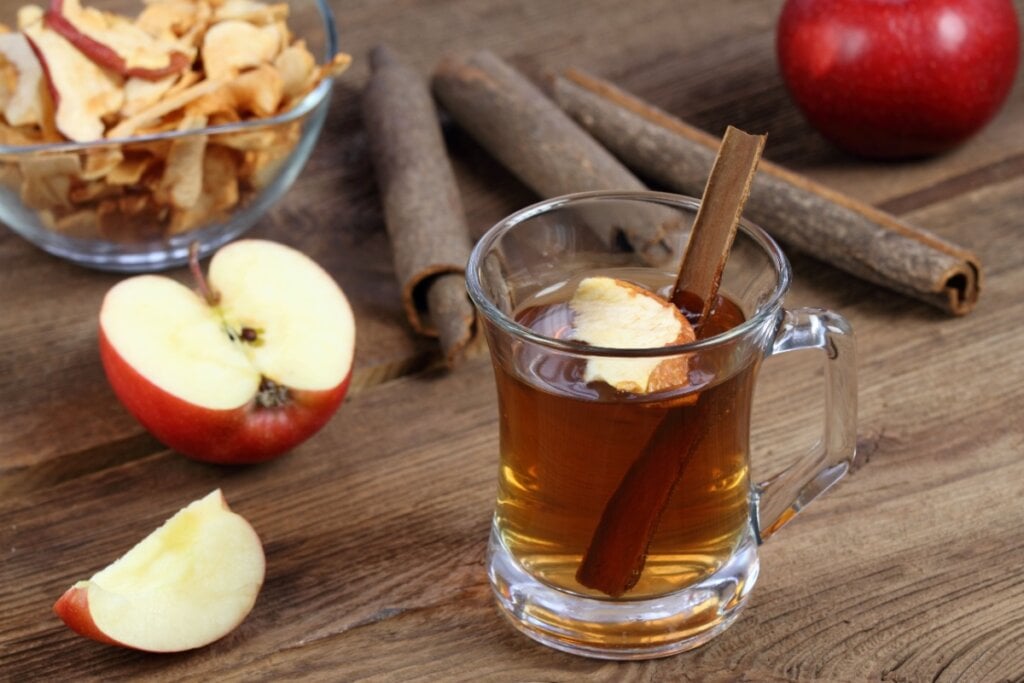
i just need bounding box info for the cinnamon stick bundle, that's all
[432,50,672,262]
[550,68,982,315]
[362,45,476,365]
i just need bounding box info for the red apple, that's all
[54,490,265,652]
[777,0,1021,158]
[99,240,355,464]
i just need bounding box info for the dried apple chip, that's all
[98,193,167,241]
[274,40,315,101]
[107,152,154,185]
[106,76,221,139]
[81,146,124,180]
[18,152,80,209]
[0,32,45,127]
[189,63,282,119]
[168,143,238,233]
[136,0,209,40]
[122,72,179,117]
[158,113,207,209]
[22,18,123,142]
[69,179,121,202]
[54,206,98,237]
[44,0,190,79]
[200,19,281,80]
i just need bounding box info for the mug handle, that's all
[754,307,858,542]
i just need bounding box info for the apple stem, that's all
[189,242,221,306]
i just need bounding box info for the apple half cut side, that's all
[53,489,265,652]
[99,239,355,464]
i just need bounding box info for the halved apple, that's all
[53,489,265,652]
[99,239,356,464]
[44,0,190,80]
[569,276,695,393]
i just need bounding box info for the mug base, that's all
[487,524,759,660]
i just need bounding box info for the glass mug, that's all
[466,191,857,659]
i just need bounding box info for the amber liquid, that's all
[493,270,757,599]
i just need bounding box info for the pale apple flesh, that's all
[53,490,265,652]
[99,239,355,464]
[569,276,695,394]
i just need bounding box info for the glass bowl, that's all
[0,0,338,271]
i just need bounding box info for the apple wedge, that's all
[569,276,695,393]
[44,0,190,80]
[99,239,355,464]
[53,489,265,652]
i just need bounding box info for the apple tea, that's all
[490,269,757,600]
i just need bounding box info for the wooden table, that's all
[3,1,1024,680]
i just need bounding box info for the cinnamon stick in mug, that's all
[550,68,981,316]
[362,45,476,365]
[576,127,766,598]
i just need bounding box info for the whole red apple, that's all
[99,240,355,465]
[777,0,1021,159]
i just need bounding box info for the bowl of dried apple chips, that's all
[0,0,349,270]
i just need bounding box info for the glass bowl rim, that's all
[466,190,793,357]
[0,0,339,156]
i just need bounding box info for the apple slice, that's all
[569,276,695,393]
[22,15,124,142]
[0,32,45,127]
[100,239,356,464]
[54,489,265,652]
[44,0,190,80]
[200,19,283,80]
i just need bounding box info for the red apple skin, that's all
[22,33,61,109]
[53,586,124,648]
[99,327,351,465]
[777,0,1021,159]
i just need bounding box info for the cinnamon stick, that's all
[550,68,981,315]
[672,127,766,318]
[576,127,766,598]
[362,45,476,365]
[432,50,672,262]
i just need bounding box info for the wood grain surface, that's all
[2,0,1024,680]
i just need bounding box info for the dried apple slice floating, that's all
[43,0,190,80]
[53,489,265,653]
[570,276,695,394]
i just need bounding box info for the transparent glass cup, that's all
[466,191,857,660]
